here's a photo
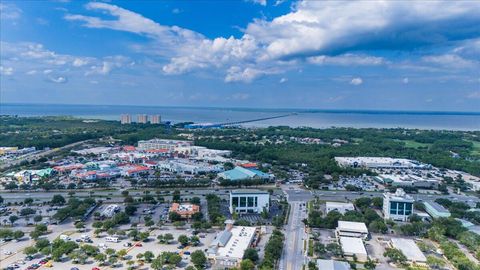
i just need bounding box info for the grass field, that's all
[394,139,431,149]
[467,140,480,156]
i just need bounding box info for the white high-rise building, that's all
[150,115,161,124]
[120,114,131,124]
[383,188,414,221]
[137,114,148,124]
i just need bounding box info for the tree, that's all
[51,195,66,205]
[383,248,407,265]
[172,190,181,202]
[368,220,388,234]
[326,243,342,257]
[426,255,445,269]
[240,259,255,270]
[364,259,376,270]
[33,215,43,224]
[75,222,85,229]
[108,256,118,266]
[143,251,154,262]
[24,198,34,205]
[243,248,259,263]
[0,195,3,204]
[169,211,182,221]
[117,249,128,259]
[372,197,383,208]
[24,246,38,256]
[190,250,207,269]
[125,205,137,216]
[13,230,24,240]
[9,215,19,225]
[190,197,201,205]
[151,258,163,270]
[121,190,129,197]
[35,238,50,250]
[178,234,189,246]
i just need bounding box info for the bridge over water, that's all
[184,113,296,129]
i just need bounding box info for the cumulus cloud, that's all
[61,1,480,82]
[350,77,363,85]
[48,76,67,83]
[0,66,14,75]
[0,3,22,20]
[279,77,287,83]
[73,58,89,67]
[402,77,409,84]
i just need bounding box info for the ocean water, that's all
[1,103,479,131]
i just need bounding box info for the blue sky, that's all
[1,0,479,111]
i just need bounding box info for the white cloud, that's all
[64,1,480,83]
[402,77,409,84]
[467,91,480,99]
[350,77,363,85]
[279,77,288,83]
[246,0,267,6]
[172,8,182,14]
[308,54,385,66]
[48,76,67,83]
[231,93,251,100]
[422,54,477,69]
[73,58,89,67]
[0,3,22,20]
[26,70,37,75]
[0,66,14,75]
[43,69,53,74]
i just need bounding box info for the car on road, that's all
[184,251,191,255]
[4,250,13,255]
[70,268,79,270]
[92,267,100,270]
[123,242,132,247]
[134,243,142,247]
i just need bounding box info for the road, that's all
[279,187,311,270]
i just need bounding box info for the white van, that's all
[105,237,119,243]
[59,235,70,241]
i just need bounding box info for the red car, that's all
[92,267,100,270]
[134,243,142,247]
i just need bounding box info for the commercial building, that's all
[150,115,161,124]
[120,114,131,124]
[383,188,414,221]
[326,202,355,214]
[207,224,257,268]
[390,238,427,265]
[137,138,193,152]
[218,166,274,181]
[423,201,451,219]
[137,114,148,124]
[169,203,200,219]
[375,174,439,188]
[336,221,369,239]
[316,260,351,270]
[339,237,368,262]
[229,189,270,214]
[158,159,224,175]
[101,204,120,218]
[335,157,430,169]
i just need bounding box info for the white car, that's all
[4,250,13,255]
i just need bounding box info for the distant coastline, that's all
[1,103,479,131]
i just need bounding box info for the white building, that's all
[326,202,355,214]
[137,114,148,124]
[336,221,369,239]
[137,138,193,152]
[317,259,351,270]
[229,189,270,214]
[150,115,161,124]
[390,238,427,265]
[207,225,257,268]
[120,114,131,124]
[335,157,430,169]
[339,237,368,262]
[101,204,120,218]
[375,174,439,188]
[383,188,414,222]
[158,159,224,175]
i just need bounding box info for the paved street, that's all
[280,186,310,270]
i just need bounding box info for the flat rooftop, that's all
[424,201,450,213]
[339,237,367,255]
[390,238,426,262]
[231,189,269,195]
[337,221,368,233]
[327,202,354,208]
[216,226,256,259]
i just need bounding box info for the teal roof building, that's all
[218,166,272,181]
[424,201,451,219]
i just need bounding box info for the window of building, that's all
[247,197,254,207]
[232,196,239,208]
[240,197,246,207]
